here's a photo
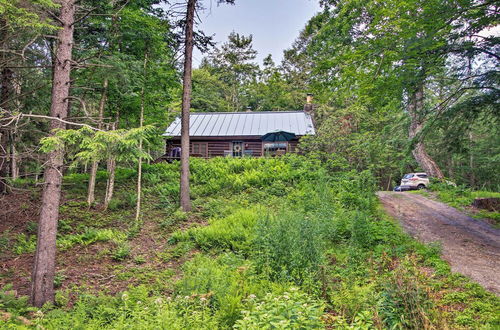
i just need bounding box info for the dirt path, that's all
[377,191,500,295]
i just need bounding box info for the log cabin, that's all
[161,110,315,159]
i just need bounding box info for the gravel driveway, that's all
[377,191,500,295]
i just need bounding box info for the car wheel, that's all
[417,184,426,190]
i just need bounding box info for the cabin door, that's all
[232,141,243,157]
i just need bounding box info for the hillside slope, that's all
[1,157,499,329]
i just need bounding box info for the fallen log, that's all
[472,197,499,212]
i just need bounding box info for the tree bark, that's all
[179,0,195,212]
[87,79,108,207]
[10,133,18,180]
[408,84,444,179]
[135,53,147,221]
[469,131,475,188]
[31,0,75,307]
[103,156,116,210]
[0,66,13,193]
[0,17,11,194]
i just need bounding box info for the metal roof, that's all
[163,111,316,137]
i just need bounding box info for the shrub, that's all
[57,228,126,251]
[182,208,260,254]
[377,256,436,329]
[175,253,258,327]
[13,233,36,255]
[234,288,325,329]
[112,242,131,261]
[253,211,324,286]
[39,285,219,329]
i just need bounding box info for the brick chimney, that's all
[304,93,314,113]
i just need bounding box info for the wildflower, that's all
[283,295,290,300]
[290,287,298,292]
[166,296,172,301]
[34,310,44,318]
[200,297,207,302]
[121,293,129,301]
[248,294,256,300]
[184,296,190,300]
[155,298,164,305]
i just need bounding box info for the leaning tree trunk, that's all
[87,79,108,207]
[179,0,195,212]
[31,0,75,307]
[408,84,444,179]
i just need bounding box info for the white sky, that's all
[193,0,321,67]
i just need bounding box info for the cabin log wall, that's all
[165,137,302,159]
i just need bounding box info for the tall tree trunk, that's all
[469,131,475,187]
[179,0,195,212]
[10,75,21,181]
[408,84,444,179]
[0,66,13,193]
[87,79,108,207]
[135,54,148,221]
[104,156,116,210]
[0,17,11,194]
[31,0,75,308]
[10,133,18,180]
[103,116,118,211]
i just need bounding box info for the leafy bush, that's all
[378,256,436,329]
[234,288,325,329]
[112,242,131,261]
[182,208,259,253]
[39,285,219,329]
[57,228,126,251]
[253,211,324,286]
[13,233,37,255]
[175,253,260,327]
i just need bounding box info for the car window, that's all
[403,174,413,179]
[417,174,428,178]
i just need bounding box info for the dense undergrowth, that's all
[1,156,499,329]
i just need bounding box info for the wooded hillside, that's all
[0,0,498,329]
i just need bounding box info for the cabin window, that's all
[263,142,288,156]
[192,142,208,157]
[232,141,243,157]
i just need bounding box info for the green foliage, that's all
[378,257,436,330]
[3,157,499,329]
[428,184,500,225]
[254,210,324,286]
[0,284,30,315]
[14,228,125,255]
[39,286,219,329]
[175,253,261,327]
[234,288,325,329]
[112,242,131,261]
[0,0,58,31]
[178,208,259,253]
[40,125,157,167]
[13,233,37,255]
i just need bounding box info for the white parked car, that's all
[400,172,429,190]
